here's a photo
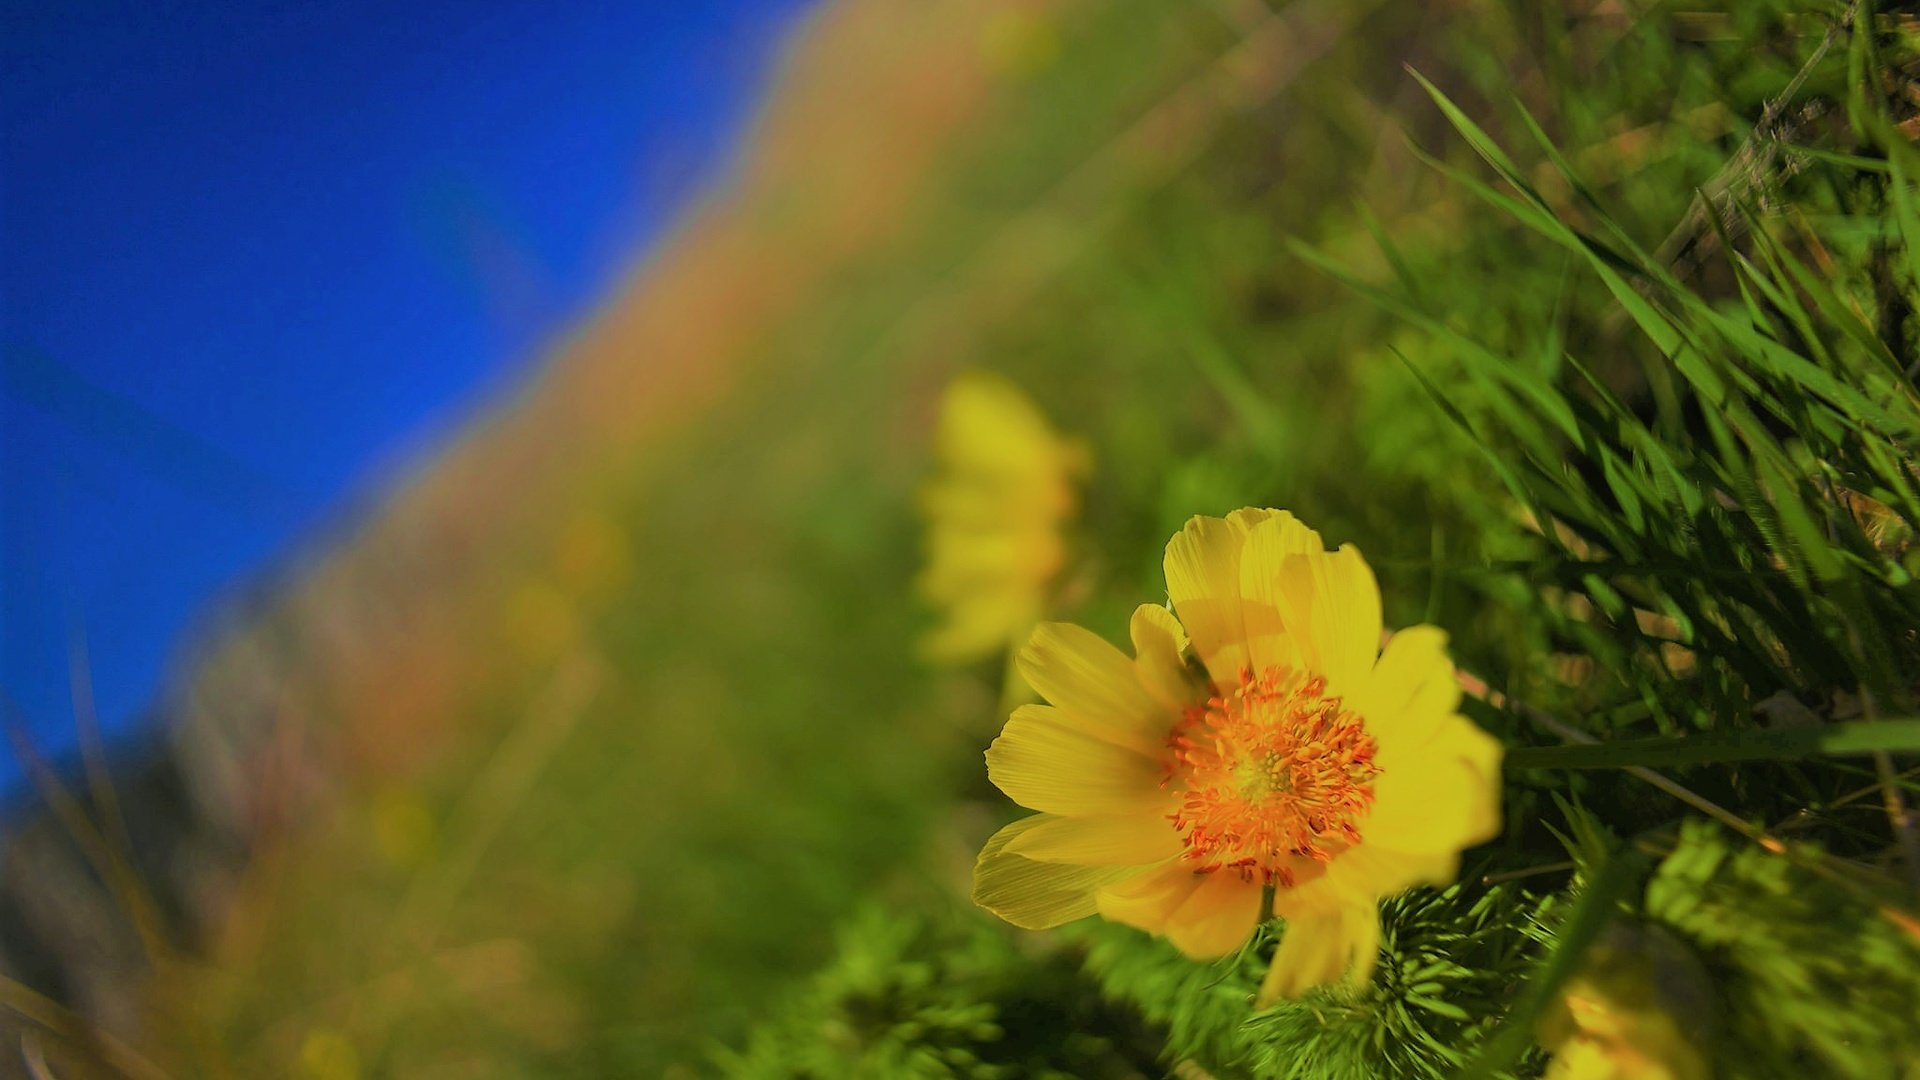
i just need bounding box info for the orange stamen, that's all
[1164,666,1381,885]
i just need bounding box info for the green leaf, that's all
[1506,718,1920,771]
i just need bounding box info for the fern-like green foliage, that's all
[1080,885,1550,1079]
[1071,921,1270,1077]
[1645,822,1920,1080]
[717,899,1158,1079]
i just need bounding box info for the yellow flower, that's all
[918,372,1088,664]
[972,508,1503,1003]
[1545,974,1710,1080]
[1541,927,1713,1080]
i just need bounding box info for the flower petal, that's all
[1005,811,1184,865]
[1236,520,1381,695]
[1320,843,1462,902]
[1237,514,1321,674]
[1257,904,1382,1004]
[1163,509,1274,685]
[986,705,1164,816]
[1452,718,1504,842]
[1017,622,1172,754]
[974,816,1145,929]
[920,524,1062,586]
[1365,715,1504,853]
[917,586,1042,664]
[1129,603,1207,711]
[1267,866,1348,920]
[934,371,1080,482]
[1349,625,1460,748]
[1309,544,1383,697]
[1097,861,1208,933]
[1162,872,1265,958]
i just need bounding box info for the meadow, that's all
[12,2,1920,1077]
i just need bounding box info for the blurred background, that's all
[2,0,814,799]
[6,1,1916,1077]
[2,0,820,1069]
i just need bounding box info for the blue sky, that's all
[1,0,818,797]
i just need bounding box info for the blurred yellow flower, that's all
[1541,928,1713,1080]
[1544,976,1710,1080]
[972,509,1502,1003]
[918,371,1088,664]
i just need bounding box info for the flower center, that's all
[1164,666,1382,886]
